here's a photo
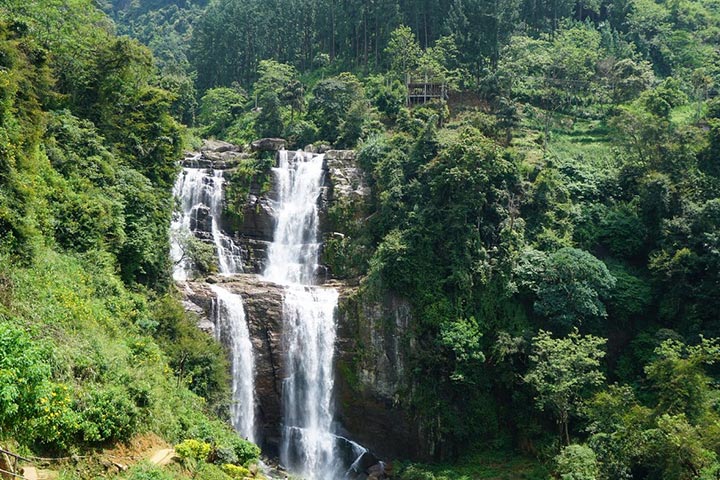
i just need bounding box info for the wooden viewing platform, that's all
[406,74,448,106]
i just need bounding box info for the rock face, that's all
[335,287,427,460]
[324,150,369,204]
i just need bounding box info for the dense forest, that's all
[1,0,719,478]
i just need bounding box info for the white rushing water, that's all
[211,284,256,443]
[170,162,242,280]
[264,150,344,479]
[264,150,324,286]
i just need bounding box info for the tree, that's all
[198,87,247,137]
[385,25,421,78]
[253,59,298,98]
[532,248,616,330]
[255,91,284,138]
[525,329,606,444]
[308,73,363,143]
[644,338,720,423]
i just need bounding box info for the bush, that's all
[221,463,251,478]
[226,435,261,466]
[121,462,176,480]
[555,444,599,480]
[400,465,436,480]
[176,439,212,463]
[77,386,141,443]
[0,320,51,434]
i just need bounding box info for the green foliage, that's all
[176,439,212,462]
[121,462,176,480]
[254,91,284,138]
[439,317,485,383]
[0,321,51,436]
[173,230,218,277]
[518,248,616,330]
[555,444,599,480]
[386,25,421,78]
[152,295,230,415]
[308,73,364,144]
[525,329,606,444]
[221,463,250,478]
[644,338,720,422]
[199,87,248,138]
[76,385,141,443]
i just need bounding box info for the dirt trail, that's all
[148,448,176,466]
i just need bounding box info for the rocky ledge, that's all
[182,139,251,170]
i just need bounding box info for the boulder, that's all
[201,139,238,153]
[251,138,287,152]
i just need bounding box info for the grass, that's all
[670,102,705,126]
[511,108,616,174]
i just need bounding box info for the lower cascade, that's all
[279,286,339,478]
[211,284,256,443]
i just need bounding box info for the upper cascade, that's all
[263,150,325,286]
[170,156,243,280]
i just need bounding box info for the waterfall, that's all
[264,150,344,479]
[280,286,339,478]
[211,284,256,443]
[170,162,242,280]
[264,150,324,285]
[169,158,256,443]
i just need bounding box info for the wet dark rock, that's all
[184,275,286,452]
[240,195,275,241]
[189,205,212,233]
[335,288,428,460]
[236,238,271,273]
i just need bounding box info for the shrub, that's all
[121,462,176,480]
[555,444,600,480]
[0,320,51,433]
[77,386,140,443]
[221,463,251,478]
[176,439,212,463]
